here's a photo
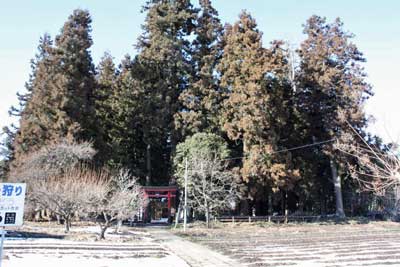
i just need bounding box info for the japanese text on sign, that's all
[0,183,26,227]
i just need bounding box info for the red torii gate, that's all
[142,186,178,223]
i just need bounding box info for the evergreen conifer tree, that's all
[297,16,372,217]
[12,34,55,164]
[94,52,119,164]
[12,9,101,167]
[109,56,147,177]
[52,9,97,142]
[135,0,197,184]
[176,0,224,137]
[218,12,299,203]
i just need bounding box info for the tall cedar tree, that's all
[94,52,119,164]
[1,126,16,178]
[297,16,372,217]
[108,56,147,178]
[175,0,224,137]
[135,0,197,184]
[52,9,98,144]
[12,34,55,166]
[218,12,265,174]
[12,10,101,168]
[218,12,300,202]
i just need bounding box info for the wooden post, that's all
[285,209,288,224]
[284,191,288,224]
[0,228,5,267]
[183,158,188,232]
[146,144,151,186]
[167,190,171,220]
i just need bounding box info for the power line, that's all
[270,139,336,155]
[220,139,336,162]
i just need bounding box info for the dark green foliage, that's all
[12,34,55,164]
[94,52,119,164]
[133,0,197,184]
[296,15,372,216]
[0,126,16,179]
[11,9,102,169]
[173,132,230,178]
[0,160,5,180]
[176,0,224,137]
[52,9,98,143]
[107,56,148,177]
[297,16,372,155]
[173,132,239,228]
[8,5,379,216]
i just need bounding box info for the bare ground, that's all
[4,220,400,267]
[174,220,400,267]
[2,221,188,267]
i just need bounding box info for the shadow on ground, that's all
[6,230,65,239]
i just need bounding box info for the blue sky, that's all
[0,0,399,142]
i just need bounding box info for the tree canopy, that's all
[5,3,381,217]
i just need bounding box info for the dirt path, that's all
[147,227,242,267]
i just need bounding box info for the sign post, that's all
[0,183,26,267]
[0,229,5,267]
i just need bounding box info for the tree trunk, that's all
[268,192,273,215]
[34,210,41,221]
[64,216,70,233]
[56,214,61,225]
[298,194,304,213]
[395,186,400,216]
[330,159,345,218]
[239,199,250,216]
[100,225,108,239]
[99,212,112,239]
[174,195,183,229]
[115,219,122,233]
[205,208,210,228]
[146,143,151,186]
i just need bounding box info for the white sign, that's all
[0,183,26,227]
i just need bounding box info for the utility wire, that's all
[270,139,336,155]
[220,138,336,162]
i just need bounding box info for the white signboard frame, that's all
[0,183,26,267]
[0,183,26,227]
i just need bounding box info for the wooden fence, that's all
[216,215,327,223]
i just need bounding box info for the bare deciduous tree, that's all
[337,124,400,216]
[88,169,145,239]
[10,140,96,182]
[29,167,109,232]
[187,156,240,228]
[10,141,97,228]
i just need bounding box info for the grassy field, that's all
[176,220,400,267]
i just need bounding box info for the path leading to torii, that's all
[147,226,242,267]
